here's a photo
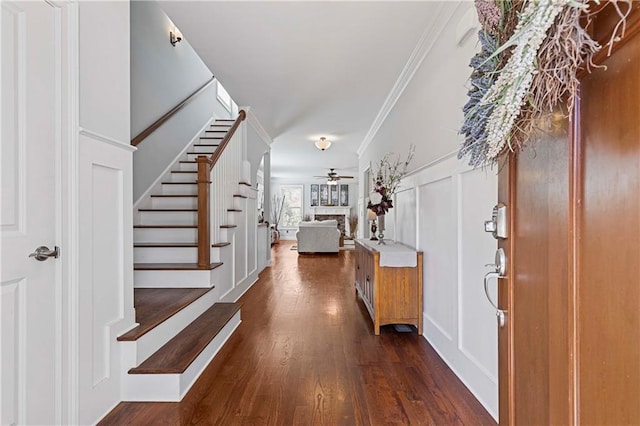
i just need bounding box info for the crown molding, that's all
[357,2,463,157]
[241,106,273,146]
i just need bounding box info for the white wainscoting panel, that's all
[247,198,257,275]
[419,177,457,341]
[398,152,498,419]
[459,168,498,382]
[90,163,123,386]
[395,189,417,248]
[78,134,135,424]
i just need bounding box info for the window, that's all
[216,82,232,112]
[279,185,303,228]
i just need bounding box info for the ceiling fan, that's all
[314,168,354,182]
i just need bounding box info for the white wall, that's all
[358,2,498,419]
[130,1,233,201]
[76,2,135,424]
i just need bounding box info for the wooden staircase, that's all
[121,116,247,401]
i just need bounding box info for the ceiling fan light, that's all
[315,137,332,151]
[327,180,338,186]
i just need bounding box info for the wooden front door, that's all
[499,5,640,424]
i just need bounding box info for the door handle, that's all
[484,271,506,328]
[28,245,60,261]
[484,248,507,328]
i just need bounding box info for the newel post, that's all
[196,156,211,268]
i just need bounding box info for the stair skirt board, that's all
[122,288,221,365]
[134,269,216,288]
[122,311,241,402]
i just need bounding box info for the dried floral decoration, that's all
[459,0,631,167]
[367,146,415,216]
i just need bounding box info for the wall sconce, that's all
[314,137,331,151]
[170,31,182,47]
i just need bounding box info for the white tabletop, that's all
[357,239,418,267]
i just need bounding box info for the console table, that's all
[354,239,423,335]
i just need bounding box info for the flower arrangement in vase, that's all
[367,145,415,244]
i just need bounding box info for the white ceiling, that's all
[160,1,440,181]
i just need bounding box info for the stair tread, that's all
[162,182,196,185]
[134,225,197,228]
[150,194,197,198]
[138,208,197,212]
[212,242,231,248]
[199,136,223,140]
[193,144,220,147]
[134,262,223,271]
[186,151,215,155]
[117,288,214,342]
[220,225,237,229]
[233,194,248,199]
[239,182,252,187]
[171,171,197,174]
[227,209,242,212]
[128,303,240,374]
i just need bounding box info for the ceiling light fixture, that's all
[314,137,331,151]
[327,180,338,186]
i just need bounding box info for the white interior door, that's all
[1,2,61,424]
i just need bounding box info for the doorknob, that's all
[485,248,507,328]
[28,246,60,261]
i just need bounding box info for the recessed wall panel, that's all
[459,168,498,382]
[395,188,417,248]
[91,164,124,386]
[419,177,456,340]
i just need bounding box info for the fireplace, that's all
[311,206,351,236]
[314,214,345,234]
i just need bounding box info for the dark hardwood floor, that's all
[100,241,496,425]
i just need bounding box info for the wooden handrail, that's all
[208,109,247,170]
[131,76,216,147]
[196,109,247,268]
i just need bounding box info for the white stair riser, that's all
[139,211,197,226]
[191,145,219,153]
[162,184,197,195]
[186,152,215,161]
[134,246,220,263]
[178,162,197,172]
[169,173,198,183]
[121,312,241,402]
[204,131,227,137]
[134,227,197,243]
[134,246,197,263]
[151,197,197,209]
[134,269,212,288]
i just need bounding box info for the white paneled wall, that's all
[395,153,498,419]
[78,133,135,425]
